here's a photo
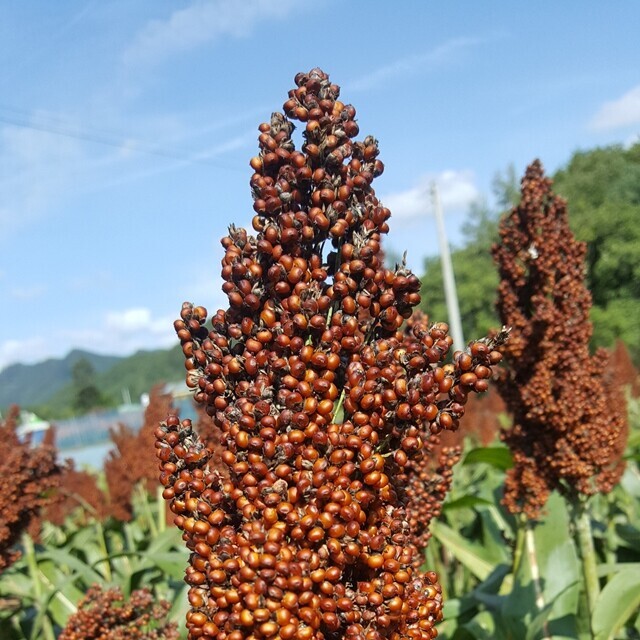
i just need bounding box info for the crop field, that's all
[1,67,639,640]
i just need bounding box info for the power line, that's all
[0,109,245,171]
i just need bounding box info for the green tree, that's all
[419,166,518,342]
[491,162,520,210]
[554,142,640,361]
[72,358,108,414]
[420,147,640,363]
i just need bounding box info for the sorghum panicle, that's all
[25,426,108,533]
[492,160,628,518]
[105,385,175,521]
[59,584,179,640]
[609,339,639,397]
[156,69,505,640]
[42,465,108,527]
[0,405,61,571]
[194,403,229,481]
[403,439,461,558]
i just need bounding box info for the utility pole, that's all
[430,181,465,352]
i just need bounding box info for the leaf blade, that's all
[593,568,640,640]
[463,447,513,471]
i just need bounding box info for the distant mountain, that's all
[32,344,186,419]
[0,350,122,409]
[94,344,185,405]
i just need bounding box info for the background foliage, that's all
[420,143,640,363]
[1,393,637,639]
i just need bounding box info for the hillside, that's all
[34,343,185,419]
[0,350,122,409]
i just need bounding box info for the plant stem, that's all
[525,520,551,640]
[22,533,42,599]
[500,515,526,595]
[22,534,56,640]
[124,521,136,553]
[95,520,113,582]
[525,522,544,608]
[137,483,158,538]
[331,390,346,424]
[573,500,600,638]
[59,487,98,519]
[22,533,42,601]
[513,517,526,576]
[157,484,166,533]
[36,571,77,614]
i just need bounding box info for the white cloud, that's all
[106,307,154,333]
[9,284,46,300]
[0,336,49,372]
[625,132,640,149]
[58,307,177,361]
[348,37,485,92]
[589,85,640,131]
[0,307,177,372]
[123,0,299,67]
[383,170,480,220]
[105,307,174,339]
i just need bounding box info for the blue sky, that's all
[1,1,639,372]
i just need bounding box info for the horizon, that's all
[2,1,639,371]
[0,343,177,375]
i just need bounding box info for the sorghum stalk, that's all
[94,520,113,582]
[524,521,551,639]
[492,161,628,637]
[22,533,56,640]
[156,68,505,640]
[572,500,600,635]
[157,484,167,533]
